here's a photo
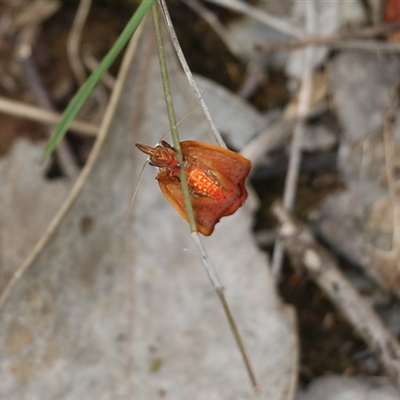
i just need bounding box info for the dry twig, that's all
[273,203,400,389]
[271,1,317,278]
[237,52,270,99]
[2,0,61,36]
[327,40,400,52]
[241,101,328,165]
[67,0,92,85]
[205,0,303,38]
[159,0,226,148]
[363,97,400,296]
[183,0,241,58]
[0,17,144,315]
[0,96,98,136]
[257,22,400,52]
[82,50,116,90]
[17,18,79,178]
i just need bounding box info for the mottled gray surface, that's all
[296,376,400,400]
[0,140,72,294]
[0,21,296,400]
[329,52,400,145]
[326,51,400,294]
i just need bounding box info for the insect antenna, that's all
[123,89,207,230]
[158,87,207,142]
[119,158,149,231]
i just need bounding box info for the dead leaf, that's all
[0,18,297,399]
[297,376,400,400]
[326,51,400,296]
[0,139,72,293]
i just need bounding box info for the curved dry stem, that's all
[0,96,98,136]
[257,21,400,52]
[190,232,259,391]
[18,25,79,179]
[205,0,304,38]
[158,0,226,148]
[152,3,198,232]
[153,3,258,391]
[273,203,400,389]
[271,0,317,279]
[67,0,92,85]
[0,25,143,311]
[183,0,241,58]
[82,50,116,90]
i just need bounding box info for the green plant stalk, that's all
[152,4,258,392]
[151,3,198,233]
[43,0,156,159]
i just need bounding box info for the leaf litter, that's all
[3,1,400,399]
[0,16,296,400]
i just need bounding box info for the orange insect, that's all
[136,140,251,235]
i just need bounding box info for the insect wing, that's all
[158,141,251,235]
[181,141,250,193]
[158,179,244,235]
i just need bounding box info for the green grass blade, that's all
[43,0,156,159]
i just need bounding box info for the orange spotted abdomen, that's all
[186,167,224,200]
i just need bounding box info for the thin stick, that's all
[158,0,226,148]
[119,160,149,231]
[257,21,400,52]
[325,39,400,52]
[382,102,399,242]
[82,50,116,90]
[6,0,60,35]
[43,0,155,159]
[18,26,79,179]
[0,96,98,136]
[205,0,304,38]
[237,51,270,99]
[152,4,258,392]
[123,92,207,230]
[0,20,144,313]
[241,101,329,164]
[67,0,92,85]
[271,1,316,279]
[183,0,242,58]
[152,4,198,233]
[191,231,258,392]
[272,203,400,389]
